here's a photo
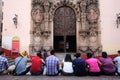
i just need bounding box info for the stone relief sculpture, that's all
[30,0,52,55]
[87,5,99,23]
[89,31,97,43]
[78,0,101,55]
[31,0,44,54]
[31,4,44,29]
[87,1,101,55]
[32,7,43,23]
[88,9,98,23]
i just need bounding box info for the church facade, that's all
[30,0,101,55]
[2,0,120,56]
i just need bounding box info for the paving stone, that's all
[0,75,120,80]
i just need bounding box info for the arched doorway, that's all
[54,6,76,53]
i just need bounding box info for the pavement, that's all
[0,75,120,80]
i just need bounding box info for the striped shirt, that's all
[46,55,59,75]
[0,56,9,72]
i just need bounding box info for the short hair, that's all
[37,52,42,58]
[0,51,4,55]
[118,50,120,54]
[102,52,107,58]
[38,50,41,53]
[74,53,81,58]
[87,53,92,58]
[50,50,55,55]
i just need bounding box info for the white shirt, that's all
[62,60,73,73]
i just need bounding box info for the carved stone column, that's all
[78,0,101,55]
[78,0,89,54]
[86,0,102,55]
[30,0,45,55]
[43,0,51,39]
[80,0,86,30]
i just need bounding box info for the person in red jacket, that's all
[30,51,45,75]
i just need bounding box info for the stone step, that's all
[7,53,75,66]
[7,57,14,66]
[56,53,75,63]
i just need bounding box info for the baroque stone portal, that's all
[30,0,102,56]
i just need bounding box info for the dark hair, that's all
[0,51,4,55]
[50,50,55,55]
[118,50,120,54]
[43,49,46,52]
[64,54,72,62]
[37,52,42,58]
[102,52,107,58]
[38,50,41,53]
[74,53,81,58]
[87,53,92,58]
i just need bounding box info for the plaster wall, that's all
[2,0,31,53]
[100,0,120,54]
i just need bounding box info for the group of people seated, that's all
[0,50,120,76]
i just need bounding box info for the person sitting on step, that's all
[61,54,73,76]
[30,51,45,75]
[99,52,116,75]
[0,51,10,75]
[86,53,102,76]
[14,51,31,75]
[73,53,87,76]
[46,50,60,76]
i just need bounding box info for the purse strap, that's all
[14,57,23,71]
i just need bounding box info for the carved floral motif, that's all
[89,31,97,43]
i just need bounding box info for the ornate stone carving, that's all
[79,46,89,53]
[43,0,52,39]
[80,0,101,55]
[30,0,52,55]
[86,4,99,23]
[44,0,51,12]
[31,0,44,24]
[89,31,97,43]
[79,46,101,55]
[89,46,102,56]
[79,30,88,39]
[86,0,98,5]
[79,0,87,13]
[30,0,101,55]
[31,6,44,24]
[50,0,80,19]
[31,0,51,33]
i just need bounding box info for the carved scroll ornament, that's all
[89,31,97,43]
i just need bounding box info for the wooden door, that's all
[54,7,76,52]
